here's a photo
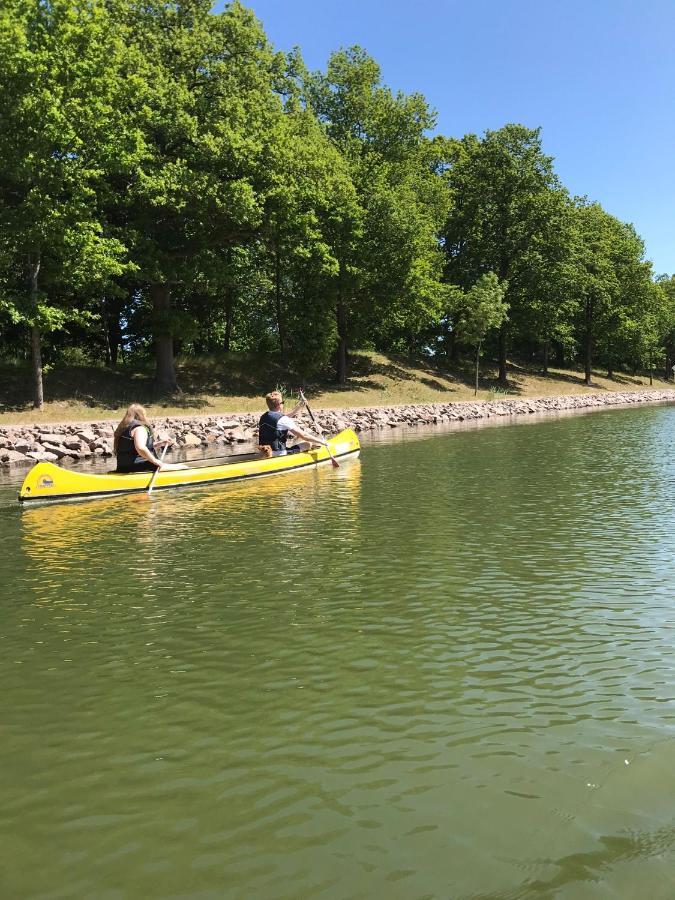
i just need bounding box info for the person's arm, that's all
[132,426,163,468]
[286,397,305,418]
[289,426,328,447]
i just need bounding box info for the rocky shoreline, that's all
[2,389,674,468]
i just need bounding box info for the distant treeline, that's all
[2,0,674,408]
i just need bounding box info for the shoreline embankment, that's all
[2,389,674,469]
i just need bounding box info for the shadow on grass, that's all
[2,352,652,416]
[420,376,455,392]
[0,353,307,414]
[346,353,418,383]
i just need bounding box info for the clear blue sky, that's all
[242,0,675,275]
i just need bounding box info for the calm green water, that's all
[1,406,674,899]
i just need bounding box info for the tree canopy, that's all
[0,1,671,407]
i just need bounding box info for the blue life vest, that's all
[258,411,288,452]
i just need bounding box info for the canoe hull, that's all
[18,429,360,504]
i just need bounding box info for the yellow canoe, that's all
[19,428,360,504]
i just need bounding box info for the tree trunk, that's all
[223,248,234,354]
[336,296,348,384]
[447,329,460,362]
[498,323,507,384]
[649,351,653,386]
[224,290,233,353]
[274,238,285,356]
[108,315,121,366]
[103,297,122,366]
[474,339,481,396]
[29,253,43,410]
[103,298,112,367]
[584,297,593,386]
[31,325,43,410]
[151,282,177,393]
[542,340,549,375]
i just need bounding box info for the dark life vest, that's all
[116,420,155,471]
[258,411,288,452]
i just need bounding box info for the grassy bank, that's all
[1,351,671,425]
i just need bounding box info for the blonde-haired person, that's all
[113,404,186,474]
[258,390,328,457]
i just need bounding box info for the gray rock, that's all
[40,443,69,459]
[26,450,58,462]
[37,432,69,444]
[2,449,32,466]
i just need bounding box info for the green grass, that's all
[1,351,671,425]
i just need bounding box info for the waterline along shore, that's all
[2,389,674,469]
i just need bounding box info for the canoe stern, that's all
[19,462,66,502]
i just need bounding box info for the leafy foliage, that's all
[0,3,671,407]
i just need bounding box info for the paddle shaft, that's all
[147,444,168,494]
[299,390,339,468]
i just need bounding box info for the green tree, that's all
[654,275,675,379]
[306,47,449,381]
[106,0,286,391]
[443,125,568,384]
[572,202,654,385]
[453,273,509,395]
[260,95,360,371]
[0,0,129,407]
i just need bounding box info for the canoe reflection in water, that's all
[20,458,362,606]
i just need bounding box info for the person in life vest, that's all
[258,391,329,457]
[113,404,187,473]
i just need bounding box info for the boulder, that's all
[37,432,69,444]
[40,443,69,459]
[77,429,97,445]
[183,432,202,447]
[64,439,85,451]
[26,450,59,462]
[2,449,31,466]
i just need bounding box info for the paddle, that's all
[298,389,339,468]
[147,444,168,495]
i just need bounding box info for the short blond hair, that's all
[265,390,283,410]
